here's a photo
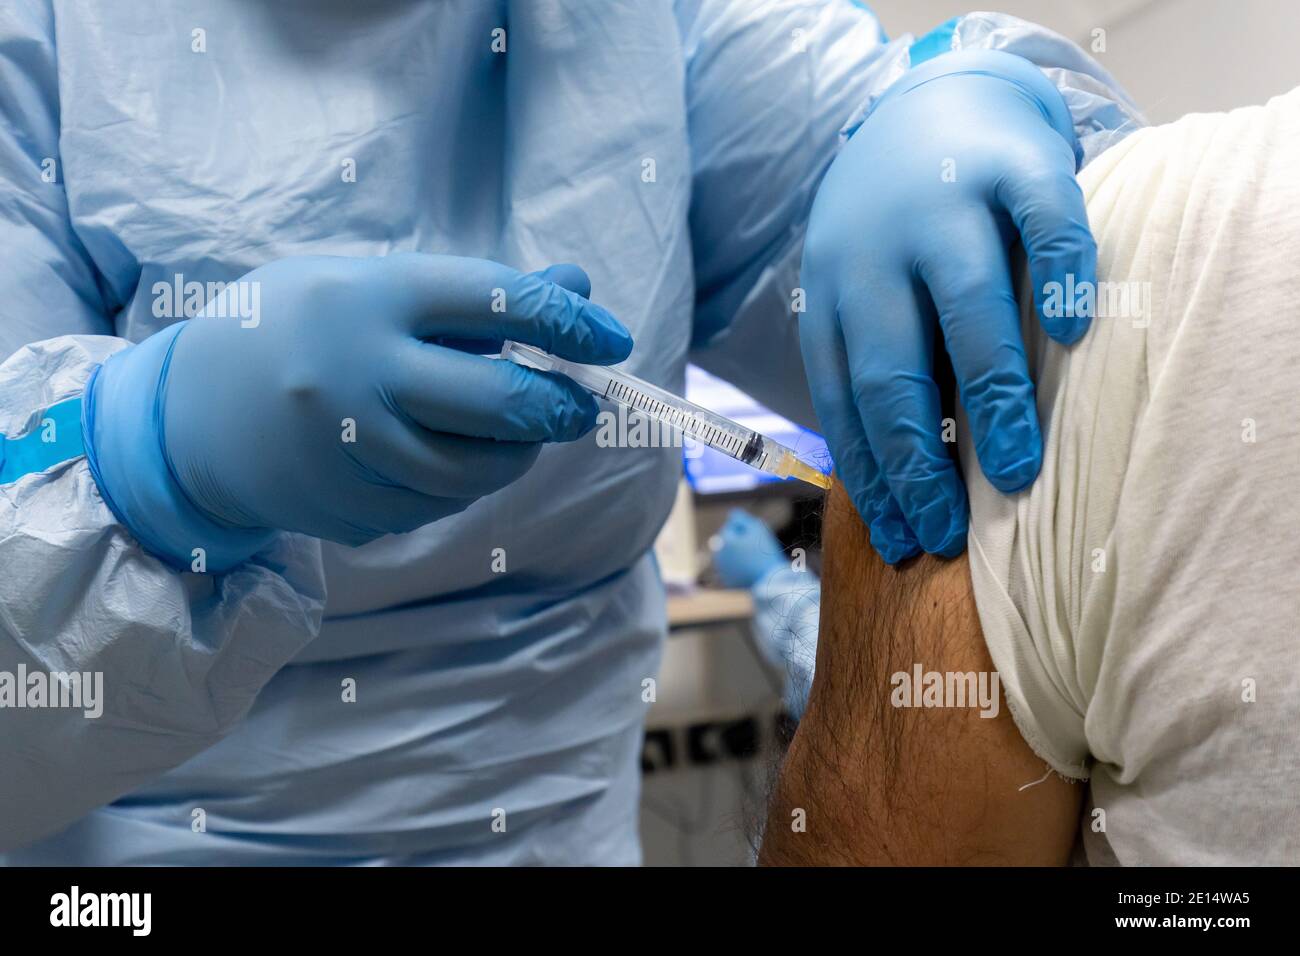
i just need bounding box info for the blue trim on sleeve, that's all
[909,17,958,67]
[0,397,85,485]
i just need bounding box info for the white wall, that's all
[866,0,1300,123]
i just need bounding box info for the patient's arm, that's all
[759,482,1082,866]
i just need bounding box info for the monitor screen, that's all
[683,365,830,495]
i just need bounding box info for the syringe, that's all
[500,340,831,491]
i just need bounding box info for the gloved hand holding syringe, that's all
[500,341,831,491]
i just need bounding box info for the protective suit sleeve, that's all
[844,12,1146,168]
[679,2,1144,429]
[0,6,325,851]
[0,1,113,357]
[0,335,326,851]
[677,0,895,428]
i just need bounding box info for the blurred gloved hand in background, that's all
[710,507,789,589]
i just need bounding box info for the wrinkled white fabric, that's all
[962,87,1300,865]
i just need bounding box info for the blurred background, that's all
[639,0,1300,865]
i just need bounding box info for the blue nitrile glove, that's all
[710,508,788,589]
[800,50,1095,564]
[83,254,630,572]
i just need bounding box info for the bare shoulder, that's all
[759,483,1082,866]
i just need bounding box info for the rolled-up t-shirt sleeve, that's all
[961,86,1300,863]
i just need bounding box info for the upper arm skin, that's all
[759,482,1082,866]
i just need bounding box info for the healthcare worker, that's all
[711,510,820,720]
[0,1,1140,863]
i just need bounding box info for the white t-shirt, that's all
[962,86,1300,865]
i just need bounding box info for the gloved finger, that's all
[722,507,751,528]
[382,254,632,364]
[837,277,967,557]
[996,164,1096,345]
[535,262,592,300]
[495,266,631,363]
[858,454,920,564]
[355,424,544,502]
[721,509,781,555]
[798,276,920,563]
[430,337,504,356]
[919,214,1042,494]
[721,508,766,542]
[390,342,600,443]
[434,263,594,354]
[328,484,479,544]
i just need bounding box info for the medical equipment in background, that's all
[501,341,832,491]
[684,366,830,496]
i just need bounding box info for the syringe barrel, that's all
[499,341,829,489]
[501,341,762,463]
